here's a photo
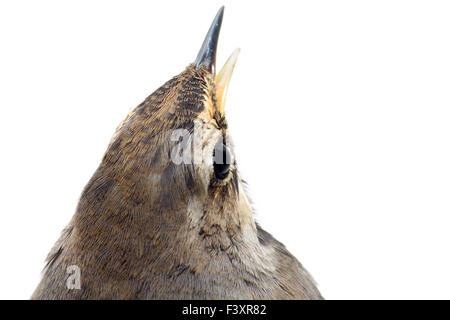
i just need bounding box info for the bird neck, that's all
[72,167,259,260]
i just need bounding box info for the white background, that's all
[1,0,449,299]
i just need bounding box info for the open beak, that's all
[194,6,240,117]
[215,48,240,116]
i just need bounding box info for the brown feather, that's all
[32,65,322,300]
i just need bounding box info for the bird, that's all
[31,6,323,300]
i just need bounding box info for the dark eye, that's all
[213,141,231,180]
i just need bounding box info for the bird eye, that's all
[213,141,231,180]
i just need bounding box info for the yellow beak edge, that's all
[215,48,240,116]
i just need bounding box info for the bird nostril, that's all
[213,141,231,180]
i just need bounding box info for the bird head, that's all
[78,7,255,250]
